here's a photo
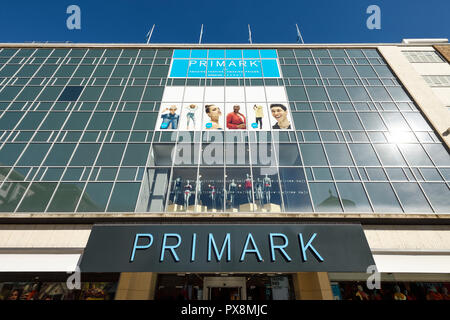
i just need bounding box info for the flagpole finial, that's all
[199,24,204,44]
[248,24,253,44]
[295,23,305,44]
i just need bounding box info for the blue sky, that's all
[0,0,449,44]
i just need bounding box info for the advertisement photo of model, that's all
[158,105,180,130]
[204,104,223,130]
[270,103,292,129]
[178,103,201,131]
[226,104,246,130]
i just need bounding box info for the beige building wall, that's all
[378,46,450,148]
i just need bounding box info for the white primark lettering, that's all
[199,60,207,67]
[250,60,258,67]
[181,304,215,318]
[239,60,246,67]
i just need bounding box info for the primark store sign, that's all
[79,224,375,273]
[169,49,281,78]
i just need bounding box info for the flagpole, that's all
[296,24,304,44]
[146,24,155,44]
[248,24,252,44]
[199,24,204,44]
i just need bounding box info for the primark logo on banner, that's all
[169,49,281,78]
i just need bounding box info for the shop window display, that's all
[332,281,450,301]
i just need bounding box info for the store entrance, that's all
[203,277,246,300]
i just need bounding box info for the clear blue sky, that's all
[0,0,449,44]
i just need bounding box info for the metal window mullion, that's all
[72,49,122,213]
[134,50,161,213]
[104,49,142,213]
[312,51,346,213]
[11,48,74,213]
[283,50,314,212]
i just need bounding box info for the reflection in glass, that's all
[107,182,140,212]
[420,183,450,213]
[17,182,57,212]
[279,167,312,212]
[336,183,372,212]
[47,182,85,212]
[77,182,113,212]
[309,182,342,212]
[392,183,433,213]
[365,183,402,213]
[0,182,28,212]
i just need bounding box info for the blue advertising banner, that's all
[169,49,281,78]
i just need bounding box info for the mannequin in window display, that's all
[228,179,237,208]
[263,174,272,204]
[255,179,264,206]
[355,285,369,301]
[209,184,217,210]
[172,177,182,205]
[442,287,450,300]
[244,174,252,203]
[426,286,443,300]
[186,104,198,130]
[393,285,406,300]
[183,180,193,211]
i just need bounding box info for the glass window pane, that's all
[62,168,84,181]
[276,144,301,166]
[292,112,317,130]
[77,182,113,212]
[306,86,328,101]
[315,112,339,130]
[423,144,450,166]
[0,182,28,212]
[40,112,69,130]
[17,112,46,130]
[309,182,342,212]
[286,87,307,101]
[95,144,126,166]
[326,87,350,101]
[87,112,113,130]
[0,144,26,165]
[324,144,354,166]
[70,144,101,166]
[107,182,140,212]
[398,144,432,166]
[17,143,51,166]
[365,182,402,212]
[337,182,372,212]
[382,113,410,131]
[133,112,157,130]
[313,167,332,180]
[0,112,24,129]
[63,112,91,130]
[336,112,363,130]
[279,167,312,212]
[420,183,450,213]
[420,168,443,181]
[110,112,135,130]
[44,144,76,166]
[359,113,387,130]
[17,182,57,212]
[392,182,433,213]
[332,168,352,180]
[58,86,84,101]
[374,144,406,166]
[299,65,319,77]
[336,65,357,77]
[42,168,64,181]
[349,144,380,166]
[346,87,371,101]
[404,113,432,131]
[300,144,328,166]
[386,168,408,181]
[367,87,392,101]
[47,182,84,212]
[366,168,387,181]
[122,144,150,166]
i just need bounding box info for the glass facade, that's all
[0,47,449,214]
